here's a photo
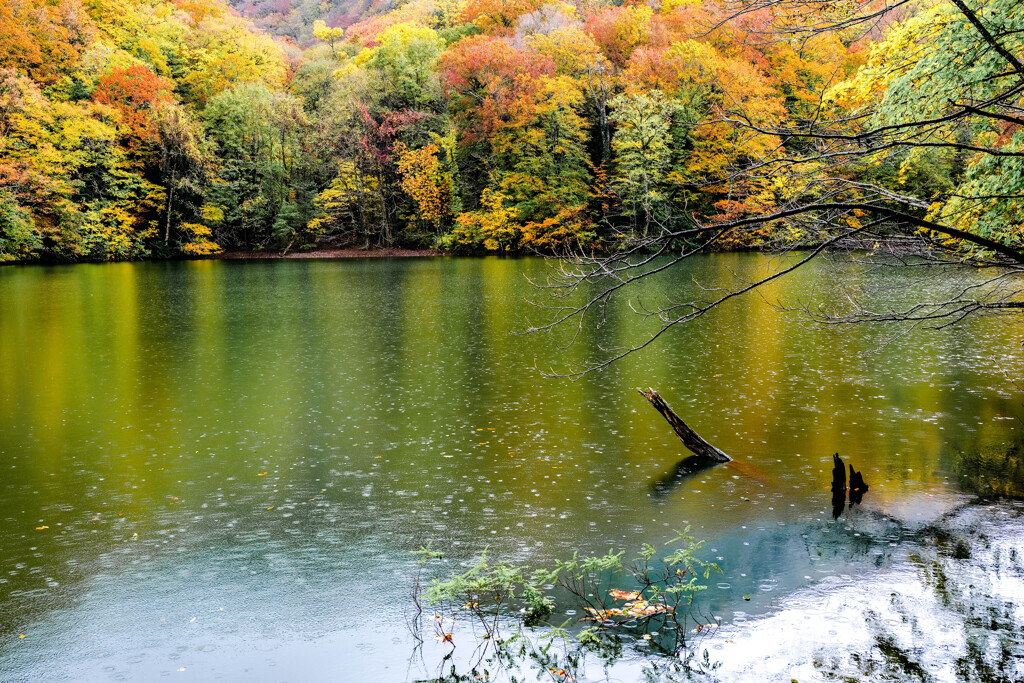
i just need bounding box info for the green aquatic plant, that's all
[412,529,722,681]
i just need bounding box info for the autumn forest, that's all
[1,0,1022,262]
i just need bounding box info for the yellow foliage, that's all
[660,0,700,13]
[440,189,520,251]
[179,223,221,255]
[520,205,596,253]
[393,142,453,229]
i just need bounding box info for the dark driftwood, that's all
[637,388,732,463]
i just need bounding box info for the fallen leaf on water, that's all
[266,506,274,510]
[35,526,49,530]
[19,634,25,639]
[257,472,268,476]
[608,589,641,601]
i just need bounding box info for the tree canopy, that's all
[1,0,1022,287]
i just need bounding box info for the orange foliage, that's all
[0,0,88,86]
[461,0,548,35]
[92,65,174,157]
[439,35,554,141]
[584,4,657,68]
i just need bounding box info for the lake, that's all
[1,254,1022,681]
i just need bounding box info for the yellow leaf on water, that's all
[19,634,25,639]
[35,526,49,530]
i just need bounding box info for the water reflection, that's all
[650,455,719,496]
[0,255,1022,680]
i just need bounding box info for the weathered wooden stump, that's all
[637,387,732,463]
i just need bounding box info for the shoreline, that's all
[214,247,444,259]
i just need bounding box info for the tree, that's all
[92,65,174,165]
[154,105,210,249]
[203,83,312,249]
[538,1,1024,374]
[393,139,456,233]
[492,74,593,223]
[608,90,675,232]
[362,22,446,111]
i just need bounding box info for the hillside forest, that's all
[1,0,1022,262]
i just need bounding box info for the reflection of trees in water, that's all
[413,435,1024,682]
[951,440,1024,499]
[820,504,1024,683]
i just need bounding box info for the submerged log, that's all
[849,465,869,505]
[831,453,847,519]
[637,388,732,463]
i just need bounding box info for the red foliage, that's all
[439,35,554,141]
[92,65,174,152]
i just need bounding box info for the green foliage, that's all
[0,190,40,262]
[609,90,675,230]
[416,529,722,680]
[829,0,1024,257]
[4,0,1023,263]
[362,23,446,110]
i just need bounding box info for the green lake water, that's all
[1,255,1022,681]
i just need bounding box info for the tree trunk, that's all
[165,170,175,245]
[637,388,732,463]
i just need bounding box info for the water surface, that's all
[1,255,1022,681]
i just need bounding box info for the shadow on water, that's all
[650,455,719,496]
